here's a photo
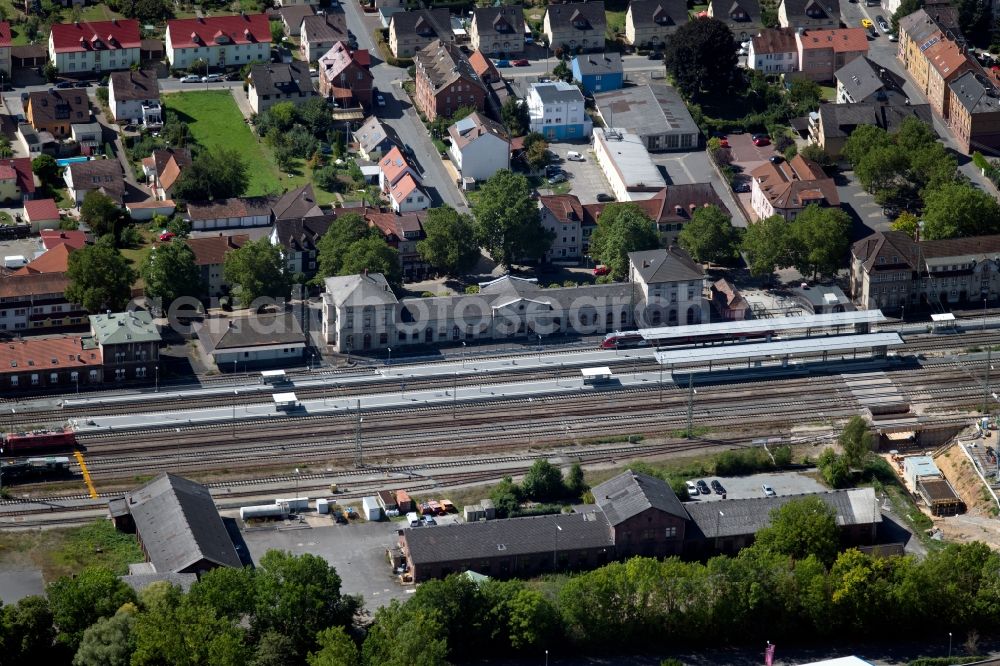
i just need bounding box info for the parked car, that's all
[512,59,530,66]
[719,138,730,148]
[202,74,223,83]
[596,193,616,202]
[733,181,751,193]
[769,155,783,164]
[647,51,663,60]
[593,264,609,276]
[752,135,771,147]
[74,81,91,88]
[309,67,318,77]
[180,74,201,83]
[686,481,699,496]
[422,516,437,526]
[496,59,511,68]
[711,479,725,495]
[860,17,873,28]
[158,231,175,242]
[566,151,584,161]
[762,484,777,497]
[544,164,562,177]
[876,15,889,31]
[54,80,74,89]
[375,92,386,107]
[696,480,710,495]
[547,172,567,184]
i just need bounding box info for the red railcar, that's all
[1,429,77,456]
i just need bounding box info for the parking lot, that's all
[544,142,613,204]
[684,470,826,503]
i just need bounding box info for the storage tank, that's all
[240,504,284,520]
[276,497,309,511]
[317,498,330,514]
[362,496,381,521]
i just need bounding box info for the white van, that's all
[566,151,584,161]
[406,511,421,527]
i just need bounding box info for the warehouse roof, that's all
[123,473,242,573]
[594,84,698,140]
[593,469,688,525]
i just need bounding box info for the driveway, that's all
[545,142,611,203]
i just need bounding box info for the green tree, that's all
[186,567,258,622]
[552,59,571,82]
[308,626,359,666]
[565,462,586,497]
[47,568,137,650]
[787,78,822,115]
[473,170,552,268]
[521,459,565,501]
[405,576,483,662]
[317,213,372,277]
[417,206,481,276]
[32,154,61,187]
[340,236,403,290]
[663,18,737,98]
[817,447,851,488]
[788,204,851,278]
[854,144,908,197]
[80,190,126,239]
[488,475,523,518]
[131,594,248,666]
[172,148,250,202]
[891,0,923,32]
[799,143,833,169]
[73,608,136,666]
[754,496,840,565]
[500,96,529,137]
[141,240,204,308]
[922,182,1000,239]
[43,62,58,83]
[525,138,550,171]
[270,20,285,44]
[4,595,56,665]
[222,237,292,306]
[890,211,919,236]
[360,601,449,666]
[843,124,892,166]
[481,580,560,652]
[839,415,874,469]
[589,203,659,280]
[65,238,138,313]
[677,204,740,265]
[741,214,790,278]
[253,630,300,666]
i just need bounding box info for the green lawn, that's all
[0,211,12,225]
[820,85,837,101]
[605,9,626,37]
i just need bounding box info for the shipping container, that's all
[362,496,381,521]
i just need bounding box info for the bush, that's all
[714,448,775,476]
[464,285,480,294]
[313,165,343,193]
[908,658,983,666]
[783,144,798,161]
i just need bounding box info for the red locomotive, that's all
[1,428,77,456]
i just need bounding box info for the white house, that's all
[378,146,420,193]
[747,28,798,74]
[527,81,592,141]
[48,19,141,74]
[387,174,429,213]
[165,14,271,70]
[108,70,161,125]
[447,112,510,182]
[63,159,125,205]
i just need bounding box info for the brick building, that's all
[413,40,487,122]
[89,310,161,383]
[0,334,102,393]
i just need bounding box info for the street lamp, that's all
[984,296,989,331]
[294,467,300,501]
[154,365,158,393]
[387,346,392,366]
[949,632,953,657]
[232,389,238,438]
[461,341,467,368]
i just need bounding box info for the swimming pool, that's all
[55,157,91,167]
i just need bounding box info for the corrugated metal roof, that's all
[654,332,902,364]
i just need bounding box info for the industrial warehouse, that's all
[397,470,881,582]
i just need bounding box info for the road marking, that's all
[74,451,97,499]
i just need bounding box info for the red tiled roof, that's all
[166,14,270,50]
[389,173,423,202]
[50,19,141,53]
[40,229,87,250]
[13,244,72,274]
[0,272,69,299]
[24,198,60,222]
[185,233,249,266]
[798,27,868,53]
[0,22,10,49]
[379,146,414,186]
[0,335,101,376]
[0,158,35,195]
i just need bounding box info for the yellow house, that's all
[898,9,942,95]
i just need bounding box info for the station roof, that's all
[930,313,955,321]
[272,392,297,404]
[654,332,903,365]
[260,369,286,378]
[580,366,613,377]
[637,310,886,342]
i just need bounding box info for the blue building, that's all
[570,53,624,95]
[527,81,593,141]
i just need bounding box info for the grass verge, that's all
[0,519,144,581]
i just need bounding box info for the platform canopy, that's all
[654,332,903,365]
[930,313,956,322]
[272,392,298,406]
[637,310,886,343]
[580,366,614,378]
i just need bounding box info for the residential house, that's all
[796,28,868,83]
[108,69,161,126]
[272,183,323,222]
[835,56,909,104]
[89,310,161,383]
[750,154,839,220]
[0,158,35,203]
[388,8,453,58]
[195,312,306,368]
[270,211,342,278]
[368,210,431,280]
[0,335,102,392]
[707,0,762,40]
[185,233,248,298]
[299,12,349,63]
[850,231,1000,311]
[538,194,584,261]
[571,53,623,95]
[26,90,90,138]
[378,146,419,192]
[592,127,667,203]
[71,121,102,154]
[141,147,191,201]
[593,83,699,152]
[317,41,373,108]
[275,4,314,38]
[543,1,606,53]
[469,48,513,119]
[711,278,749,320]
[923,38,974,118]
[48,19,141,73]
[811,102,934,155]
[898,9,944,95]
[108,474,242,576]
[321,248,701,353]
[778,0,840,30]
[636,184,733,244]
[948,69,1000,154]
[469,5,525,56]
[12,44,46,70]
[64,159,124,205]
[185,197,274,230]
[625,0,687,48]
[0,269,85,332]
[447,112,510,182]
[247,62,317,115]
[747,28,798,74]
[12,243,72,276]
[40,228,88,251]
[413,40,487,122]
[0,22,11,75]
[386,174,429,213]
[527,81,592,141]
[165,14,271,70]
[23,198,60,231]
[353,115,398,160]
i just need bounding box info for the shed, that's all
[903,455,939,488]
[395,489,412,512]
[917,478,964,516]
[480,498,495,520]
[362,496,381,521]
[464,504,484,522]
[377,489,398,511]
